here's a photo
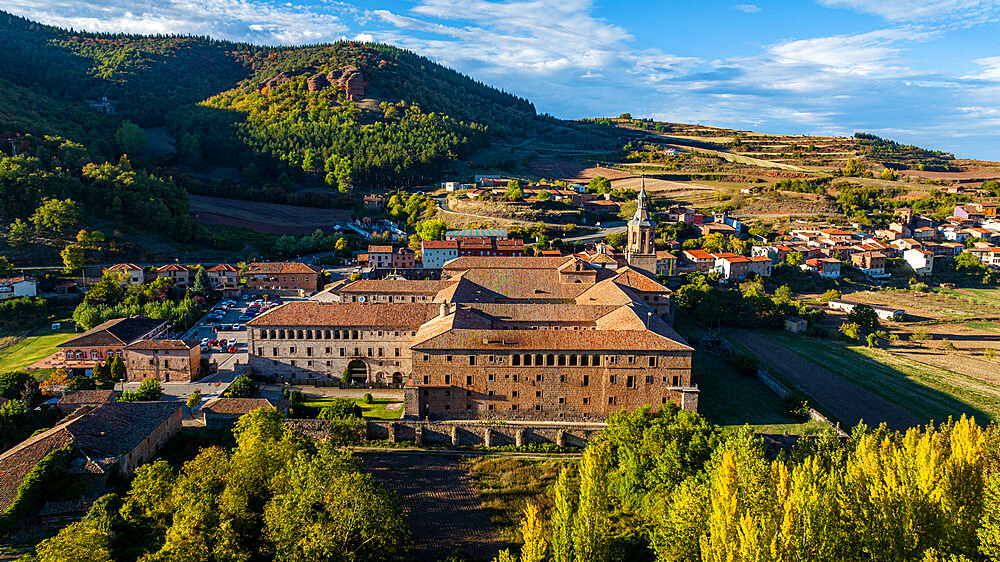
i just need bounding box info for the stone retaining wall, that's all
[285,419,604,448]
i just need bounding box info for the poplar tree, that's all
[552,467,576,562]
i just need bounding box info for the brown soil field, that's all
[189,194,351,235]
[527,160,632,183]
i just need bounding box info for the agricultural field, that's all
[188,194,352,235]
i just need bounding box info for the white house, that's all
[421,240,459,268]
[0,276,37,299]
[903,248,935,277]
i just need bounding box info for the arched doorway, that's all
[392,372,404,387]
[346,360,368,386]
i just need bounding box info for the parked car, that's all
[226,345,237,353]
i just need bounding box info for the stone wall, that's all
[284,418,604,448]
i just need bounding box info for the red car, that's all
[226,346,238,353]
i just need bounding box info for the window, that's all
[395,348,400,357]
[423,376,430,384]
[648,356,657,367]
[289,346,296,354]
[513,374,519,382]
[535,354,543,366]
[488,390,495,397]
[467,375,473,385]
[272,347,278,356]
[558,355,566,366]
[593,355,601,366]
[559,397,565,405]
[609,396,617,405]
[511,404,518,411]
[582,375,590,386]
[662,397,668,404]
[307,347,312,356]
[512,390,518,398]
[535,404,541,411]
[535,390,541,398]
[488,374,495,382]
[340,348,345,357]
[536,374,543,382]
[466,404,472,410]
[646,375,654,384]
[546,354,555,366]
[672,375,680,386]
[444,390,450,396]
[627,355,636,364]
[325,347,331,354]
[290,360,296,366]
[560,374,566,383]
[569,355,578,366]
[445,374,451,384]
[469,355,476,365]
[257,347,263,355]
[424,354,430,362]
[512,355,520,366]
[583,397,590,405]
[609,375,616,384]
[446,355,453,362]
[488,404,495,411]
[626,375,635,388]
[307,361,313,367]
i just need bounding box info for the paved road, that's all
[729,330,922,431]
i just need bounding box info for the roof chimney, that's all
[440,303,448,318]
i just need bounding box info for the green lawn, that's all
[302,397,404,420]
[0,326,76,373]
[692,351,804,429]
[763,332,993,423]
[965,321,1000,333]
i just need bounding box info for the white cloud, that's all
[963,56,1000,80]
[735,4,761,12]
[817,0,1000,22]
[354,32,375,42]
[4,0,350,45]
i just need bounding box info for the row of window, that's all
[66,349,123,360]
[257,329,413,340]
[426,353,659,367]
[259,346,402,358]
[419,391,677,411]
[421,373,683,387]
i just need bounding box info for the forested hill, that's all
[0,11,541,191]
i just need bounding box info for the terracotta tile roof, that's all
[610,268,670,293]
[125,339,198,351]
[245,262,321,275]
[201,397,290,415]
[58,316,168,349]
[422,240,459,249]
[58,390,118,405]
[683,249,713,260]
[338,279,456,295]
[0,276,36,285]
[107,263,143,271]
[207,264,238,272]
[443,256,573,271]
[157,264,190,272]
[0,428,73,511]
[0,402,180,510]
[412,327,690,352]
[368,245,394,254]
[589,253,618,264]
[655,250,677,260]
[247,302,436,328]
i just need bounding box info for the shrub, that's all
[325,416,366,446]
[119,378,162,402]
[318,398,361,419]
[729,353,758,376]
[819,289,842,303]
[362,392,374,404]
[225,375,258,398]
[781,393,811,419]
[186,390,201,408]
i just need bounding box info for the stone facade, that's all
[124,339,201,382]
[626,187,657,277]
[243,262,321,292]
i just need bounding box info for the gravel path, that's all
[361,453,504,561]
[729,330,922,431]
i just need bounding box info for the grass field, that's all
[693,352,802,427]
[301,397,404,420]
[0,325,75,373]
[466,457,571,544]
[765,332,996,424]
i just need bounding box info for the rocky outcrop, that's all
[260,65,368,100]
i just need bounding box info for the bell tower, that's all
[626,179,657,277]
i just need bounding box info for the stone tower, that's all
[626,180,657,277]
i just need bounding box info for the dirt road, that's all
[361,453,504,560]
[729,330,922,431]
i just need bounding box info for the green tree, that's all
[588,176,612,193]
[34,521,113,562]
[573,440,611,562]
[186,390,202,409]
[120,459,176,535]
[519,503,547,562]
[416,219,447,241]
[191,266,212,299]
[7,218,32,247]
[552,467,575,562]
[108,356,126,383]
[32,198,81,235]
[0,256,12,277]
[114,121,146,156]
[60,244,85,273]
[225,374,258,398]
[786,251,804,266]
[820,289,842,303]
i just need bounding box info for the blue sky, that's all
[9,0,1000,159]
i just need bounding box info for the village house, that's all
[713,254,751,281]
[805,257,841,279]
[421,240,459,268]
[56,390,118,415]
[903,248,935,276]
[156,264,193,290]
[851,251,888,277]
[971,247,1000,268]
[0,276,37,300]
[206,264,240,292]
[0,402,182,514]
[124,339,202,382]
[106,263,145,286]
[655,250,677,276]
[243,262,322,293]
[391,247,416,269]
[446,228,508,241]
[362,194,386,211]
[57,316,169,373]
[367,245,394,269]
[200,397,291,428]
[682,249,716,272]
